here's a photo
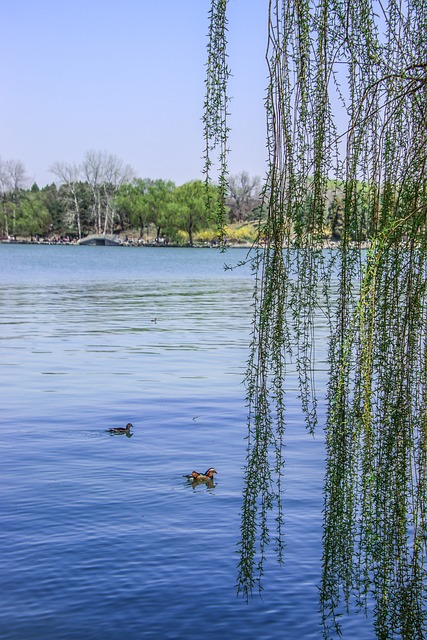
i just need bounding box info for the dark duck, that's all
[106,423,134,437]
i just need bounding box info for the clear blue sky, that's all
[1,0,269,188]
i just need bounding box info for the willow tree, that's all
[205,1,427,637]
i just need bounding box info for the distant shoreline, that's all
[0,234,377,251]
[0,236,255,249]
[0,237,373,250]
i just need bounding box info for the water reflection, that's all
[184,477,216,490]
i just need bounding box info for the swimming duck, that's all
[183,468,218,482]
[106,423,133,436]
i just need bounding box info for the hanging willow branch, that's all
[206,0,427,636]
[234,0,338,599]
[203,0,230,243]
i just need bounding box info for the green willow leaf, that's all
[206,0,427,636]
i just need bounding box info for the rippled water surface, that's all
[0,245,374,639]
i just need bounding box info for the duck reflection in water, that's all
[183,468,218,489]
[106,423,134,438]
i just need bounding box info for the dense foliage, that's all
[205,0,427,638]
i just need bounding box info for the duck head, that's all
[204,468,218,478]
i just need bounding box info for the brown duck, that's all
[183,468,218,482]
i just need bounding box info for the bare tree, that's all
[0,157,28,192]
[82,150,105,233]
[101,154,134,234]
[227,171,261,222]
[0,157,28,237]
[82,150,134,234]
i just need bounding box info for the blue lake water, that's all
[0,244,374,639]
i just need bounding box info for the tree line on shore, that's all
[1,149,368,245]
[0,151,263,245]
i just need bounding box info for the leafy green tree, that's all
[115,180,148,236]
[143,179,176,241]
[174,180,212,245]
[15,191,51,237]
[115,178,176,241]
